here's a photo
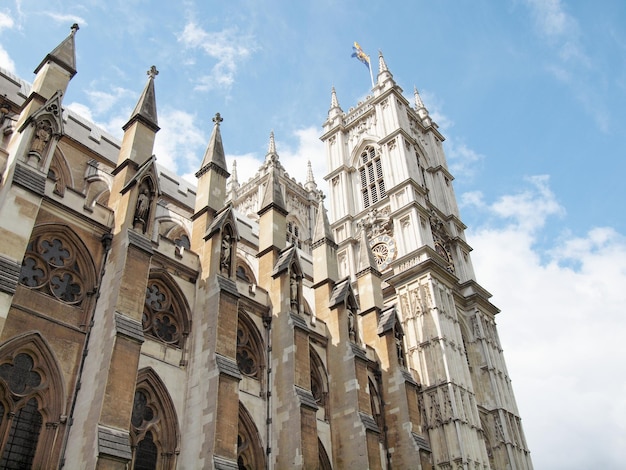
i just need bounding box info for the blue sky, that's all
[1,1,626,468]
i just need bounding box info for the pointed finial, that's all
[268,131,276,155]
[228,159,240,194]
[414,86,425,108]
[213,112,223,126]
[305,160,317,192]
[147,65,159,80]
[231,159,238,181]
[378,50,388,73]
[71,23,80,35]
[331,86,339,108]
[306,161,315,184]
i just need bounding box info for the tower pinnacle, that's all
[305,160,317,192]
[414,86,432,127]
[376,50,394,88]
[196,112,228,178]
[123,66,160,132]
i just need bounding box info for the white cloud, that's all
[465,176,626,469]
[153,108,207,175]
[85,87,134,116]
[445,140,484,181]
[225,152,263,186]
[0,11,14,31]
[178,23,255,91]
[0,45,15,74]
[278,127,326,189]
[42,12,87,26]
[66,102,95,123]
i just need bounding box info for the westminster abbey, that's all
[0,26,532,469]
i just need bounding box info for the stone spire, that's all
[304,160,317,192]
[228,159,240,196]
[312,196,334,246]
[193,113,229,215]
[312,195,339,284]
[259,164,286,214]
[116,66,159,167]
[378,51,388,74]
[31,23,79,99]
[197,113,228,178]
[265,130,278,162]
[123,66,160,133]
[376,50,394,88]
[357,224,380,277]
[34,23,79,78]
[328,86,343,120]
[414,86,432,127]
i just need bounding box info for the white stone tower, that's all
[321,51,532,469]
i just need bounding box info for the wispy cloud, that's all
[0,11,14,31]
[178,23,255,91]
[153,108,207,175]
[523,0,609,131]
[42,11,87,26]
[466,176,626,468]
[0,11,15,73]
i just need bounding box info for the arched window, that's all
[286,220,302,249]
[143,271,191,348]
[318,438,332,470]
[236,312,264,380]
[310,348,329,421]
[359,146,386,209]
[369,377,384,438]
[19,227,97,309]
[0,333,65,468]
[130,368,179,470]
[238,403,265,470]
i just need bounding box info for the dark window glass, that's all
[134,431,158,470]
[0,398,42,469]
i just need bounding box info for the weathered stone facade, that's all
[0,26,531,469]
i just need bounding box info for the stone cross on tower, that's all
[147,65,159,79]
[213,113,223,126]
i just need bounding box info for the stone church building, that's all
[0,26,531,469]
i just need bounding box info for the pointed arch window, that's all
[143,273,190,348]
[19,232,92,306]
[130,369,179,470]
[369,377,384,438]
[359,146,386,209]
[0,333,66,468]
[310,349,329,421]
[236,312,264,380]
[287,220,302,249]
[238,403,265,470]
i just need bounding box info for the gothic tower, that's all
[321,52,532,469]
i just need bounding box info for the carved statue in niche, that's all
[347,304,357,342]
[290,270,299,310]
[133,185,151,233]
[28,119,52,160]
[395,328,405,367]
[220,234,232,274]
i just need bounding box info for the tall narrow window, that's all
[0,398,42,468]
[359,146,386,209]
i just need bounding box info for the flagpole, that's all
[368,58,375,89]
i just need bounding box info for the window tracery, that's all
[286,221,302,249]
[0,333,65,469]
[359,146,386,209]
[19,231,92,307]
[236,312,264,380]
[143,278,188,347]
[310,349,328,420]
[130,369,179,470]
[237,403,265,470]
